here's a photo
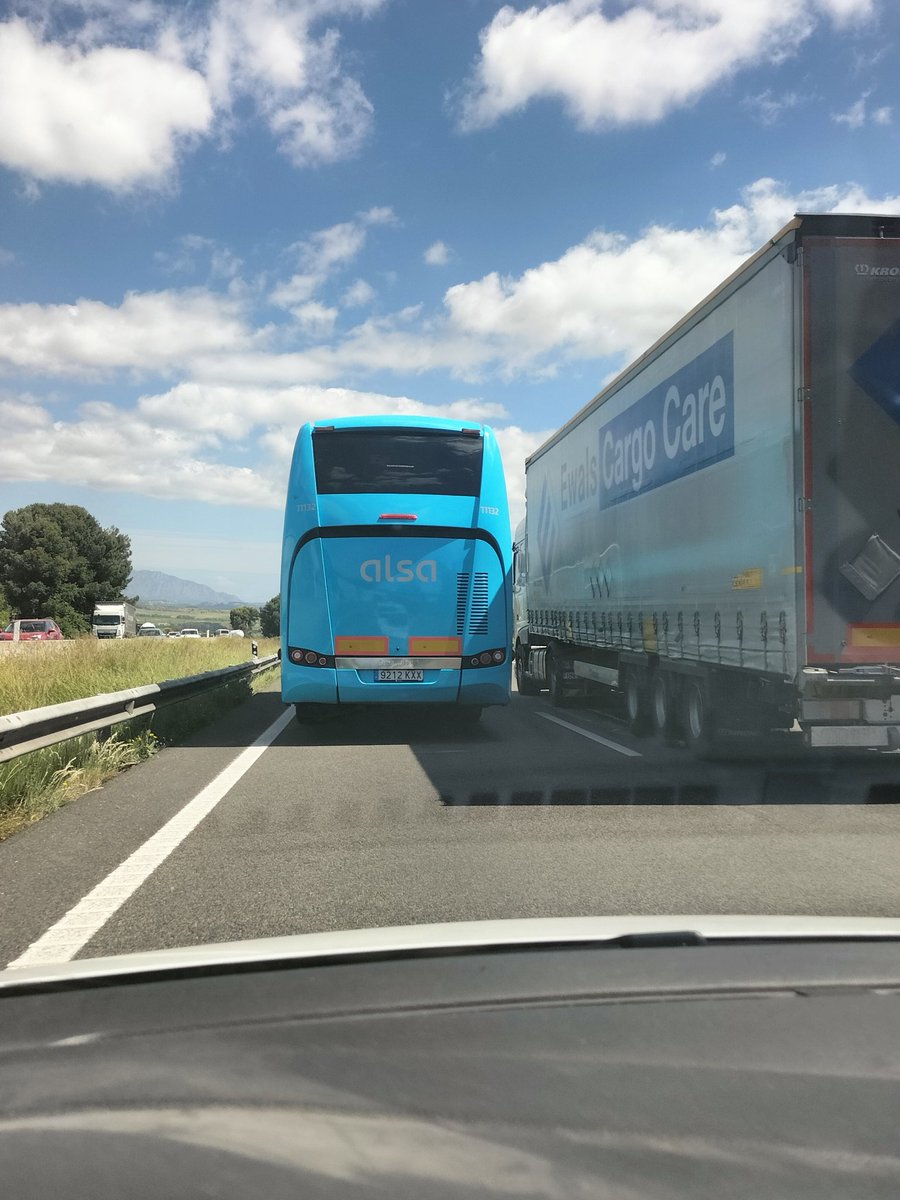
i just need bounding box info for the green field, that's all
[0,635,279,715]
[134,604,243,634]
[0,642,280,840]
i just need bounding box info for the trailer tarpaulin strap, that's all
[840,533,900,602]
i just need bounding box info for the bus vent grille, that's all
[469,573,490,635]
[456,574,469,636]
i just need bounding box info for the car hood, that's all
[3,914,900,991]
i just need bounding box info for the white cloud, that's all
[0,18,212,189]
[0,289,257,375]
[293,300,338,337]
[833,94,868,128]
[137,381,508,442]
[438,177,900,370]
[833,92,893,128]
[458,0,867,131]
[155,234,243,279]
[269,273,321,308]
[708,151,727,169]
[270,212,392,308]
[0,396,278,508]
[424,240,452,266]
[360,205,396,225]
[494,423,555,529]
[342,278,376,307]
[743,89,806,125]
[205,0,381,167]
[0,1,385,192]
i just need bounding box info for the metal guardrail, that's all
[0,654,280,764]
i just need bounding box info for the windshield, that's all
[313,428,484,495]
[1,0,899,984]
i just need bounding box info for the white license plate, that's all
[376,669,424,683]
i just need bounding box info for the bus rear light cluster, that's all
[287,646,335,668]
[463,647,507,669]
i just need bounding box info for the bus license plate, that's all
[376,669,424,683]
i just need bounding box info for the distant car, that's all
[180,628,201,639]
[167,632,181,638]
[215,628,232,637]
[229,629,245,638]
[0,619,64,641]
[137,626,166,638]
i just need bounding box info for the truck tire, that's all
[515,645,541,696]
[547,649,568,707]
[682,680,716,756]
[651,671,679,745]
[623,668,650,736]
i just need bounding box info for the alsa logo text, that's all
[360,556,437,583]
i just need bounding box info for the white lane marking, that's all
[536,711,642,758]
[7,707,296,969]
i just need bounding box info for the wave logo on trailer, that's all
[536,475,558,585]
[598,332,734,508]
[849,317,900,429]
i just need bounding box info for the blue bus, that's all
[280,416,512,722]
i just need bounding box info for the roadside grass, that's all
[0,636,279,715]
[0,724,159,842]
[0,649,281,841]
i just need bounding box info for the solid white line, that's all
[7,706,296,969]
[536,711,642,758]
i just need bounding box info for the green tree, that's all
[230,605,260,634]
[0,504,132,637]
[259,594,280,638]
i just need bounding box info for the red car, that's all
[0,619,64,641]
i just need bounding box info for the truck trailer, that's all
[91,602,137,640]
[514,213,900,752]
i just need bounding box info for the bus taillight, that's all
[462,647,507,669]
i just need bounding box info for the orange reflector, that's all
[408,637,462,655]
[848,625,900,647]
[334,636,389,655]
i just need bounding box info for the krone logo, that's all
[855,262,900,278]
[360,555,437,583]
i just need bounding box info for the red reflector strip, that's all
[334,636,389,655]
[408,637,461,655]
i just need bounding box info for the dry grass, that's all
[0,726,159,841]
[0,636,279,716]
[0,643,281,841]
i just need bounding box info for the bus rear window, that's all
[313,429,483,495]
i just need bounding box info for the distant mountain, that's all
[129,570,244,608]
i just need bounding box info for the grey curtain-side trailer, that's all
[515,213,900,752]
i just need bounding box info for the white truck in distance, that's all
[91,602,137,640]
[514,212,900,752]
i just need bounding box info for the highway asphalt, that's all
[2,674,899,966]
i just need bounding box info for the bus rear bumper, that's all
[337,667,461,704]
[281,663,510,706]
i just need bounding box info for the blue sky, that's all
[1,0,898,602]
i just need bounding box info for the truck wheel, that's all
[547,650,568,707]
[623,668,650,735]
[651,672,679,744]
[515,646,541,696]
[682,680,716,756]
